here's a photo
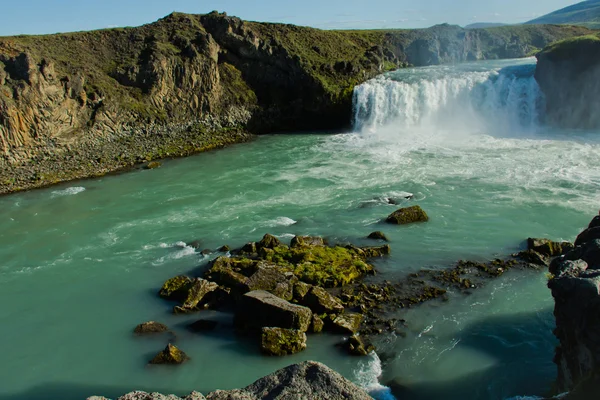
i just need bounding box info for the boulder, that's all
[145,161,162,170]
[241,242,257,254]
[516,249,548,266]
[367,231,389,241]
[187,240,202,249]
[188,319,219,332]
[205,361,372,400]
[293,281,312,302]
[90,391,206,400]
[310,314,324,333]
[290,235,325,248]
[341,335,375,356]
[205,256,257,285]
[386,205,429,225]
[158,276,193,302]
[257,234,281,250]
[133,321,170,335]
[332,313,363,334]
[527,238,573,257]
[302,286,344,314]
[549,259,589,278]
[260,327,307,356]
[218,245,231,252]
[563,239,600,270]
[235,290,312,333]
[243,263,297,301]
[173,278,219,314]
[201,249,212,256]
[149,344,190,365]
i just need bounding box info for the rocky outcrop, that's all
[133,321,170,335]
[0,13,590,194]
[260,327,307,356]
[547,215,600,395]
[148,344,190,365]
[88,361,372,399]
[535,34,600,129]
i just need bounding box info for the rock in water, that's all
[133,321,170,335]
[332,313,364,334]
[188,319,219,332]
[386,205,429,225]
[88,391,206,400]
[261,327,307,356]
[527,237,573,257]
[205,361,373,399]
[158,276,193,301]
[174,278,219,314]
[367,231,389,241]
[235,290,312,333]
[149,344,190,365]
[145,161,162,169]
[257,233,281,250]
[342,335,375,356]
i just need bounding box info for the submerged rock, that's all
[145,161,162,170]
[235,290,313,333]
[386,205,429,225]
[367,231,389,241]
[260,327,307,356]
[188,319,219,332]
[149,344,190,365]
[133,321,170,335]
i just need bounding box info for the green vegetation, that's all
[538,33,600,61]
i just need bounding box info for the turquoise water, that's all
[1,59,599,400]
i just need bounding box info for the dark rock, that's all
[235,290,312,333]
[260,327,307,356]
[149,344,190,365]
[386,205,429,225]
[293,281,312,302]
[302,286,344,314]
[575,226,600,247]
[133,321,170,335]
[549,259,588,278]
[173,278,219,314]
[158,276,193,302]
[331,313,363,334]
[188,319,218,332]
[360,244,391,257]
[341,335,375,356]
[527,237,573,257]
[88,392,206,400]
[201,249,212,256]
[241,242,257,254]
[367,231,389,241]
[218,245,231,252]
[257,234,281,250]
[290,235,325,248]
[563,239,600,270]
[187,240,202,249]
[516,249,549,266]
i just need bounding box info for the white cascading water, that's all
[352,60,544,135]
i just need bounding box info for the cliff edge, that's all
[0,12,591,193]
[548,214,600,398]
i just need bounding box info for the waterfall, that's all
[352,59,545,135]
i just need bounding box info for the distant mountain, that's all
[526,0,600,28]
[464,22,508,29]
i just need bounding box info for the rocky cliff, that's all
[0,12,591,193]
[548,215,600,398]
[87,361,373,400]
[535,34,600,130]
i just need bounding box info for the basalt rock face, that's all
[0,12,590,193]
[548,215,600,394]
[535,34,600,129]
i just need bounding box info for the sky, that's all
[0,0,582,36]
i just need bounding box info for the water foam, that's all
[265,217,297,227]
[51,186,86,198]
[354,352,397,400]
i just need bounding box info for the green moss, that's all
[539,33,600,61]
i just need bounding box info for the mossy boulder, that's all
[241,242,258,254]
[158,276,193,302]
[342,335,375,356]
[293,281,312,302]
[386,205,429,225]
[145,161,162,169]
[243,263,298,301]
[235,290,313,333]
[302,286,344,314]
[133,321,170,335]
[290,236,325,248]
[205,256,257,284]
[310,315,325,333]
[149,344,190,365]
[258,234,281,250]
[332,313,364,334]
[360,244,391,258]
[218,245,231,252]
[367,231,389,241]
[260,327,307,356]
[173,278,219,314]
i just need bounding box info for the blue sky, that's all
[1,0,580,36]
